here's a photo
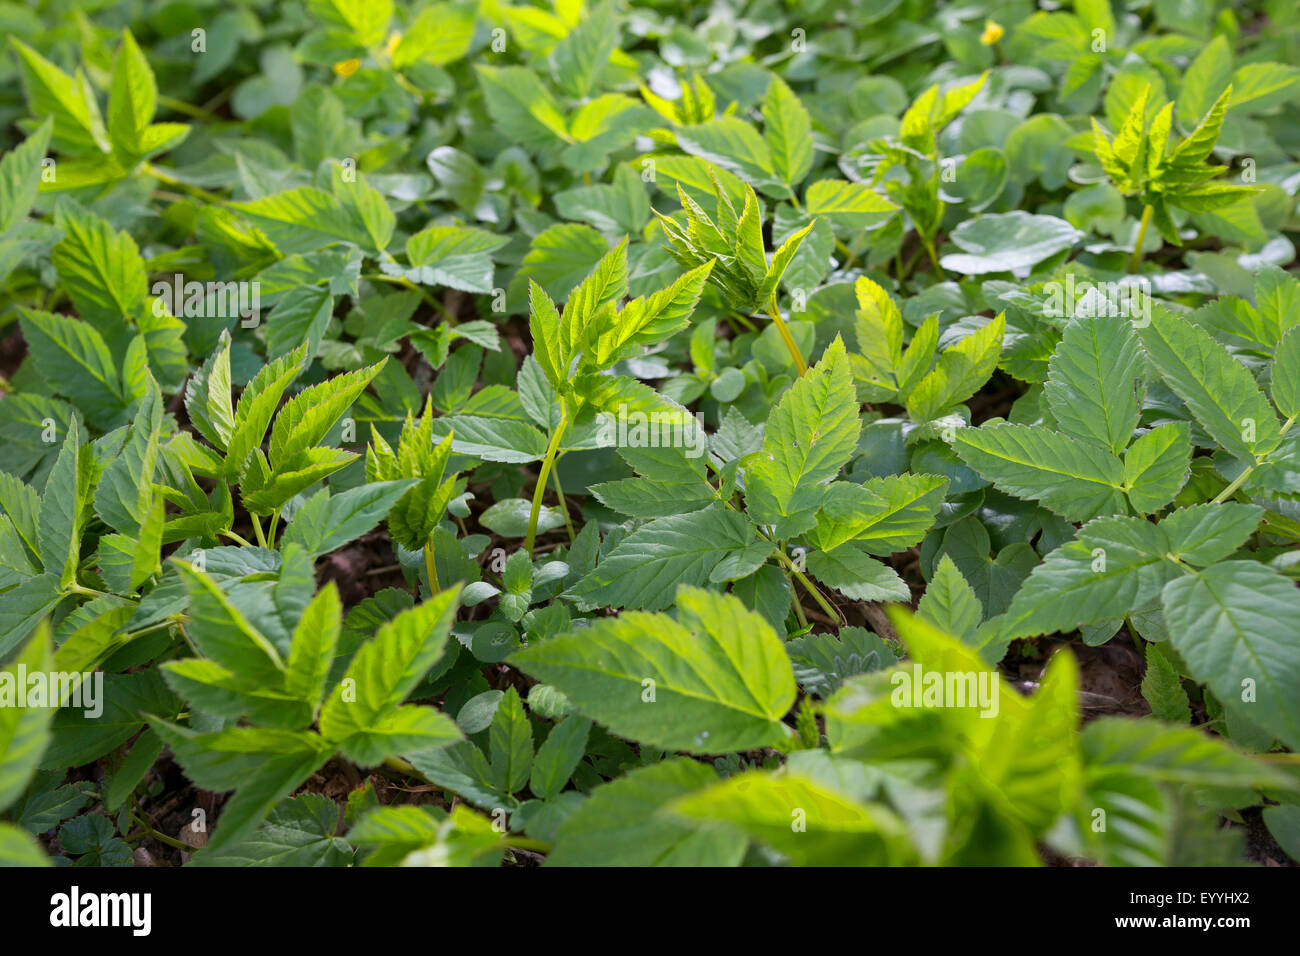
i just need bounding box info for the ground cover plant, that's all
[1,0,1300,868]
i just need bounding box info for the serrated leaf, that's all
[954,422,1126,521]
[514,585,796,753]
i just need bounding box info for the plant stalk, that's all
[1130,204,1154,273]
[767,295,808,376]
[1212,413,1298,503]
[524,410,569,556]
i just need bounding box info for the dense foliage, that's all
[2,0,1300,867]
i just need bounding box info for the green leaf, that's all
[1138,307,1281,463]
[1162,561,1300,752]
[0,119,52,235]
[50,206,147,338]
[566,503,755,611]
[548,0,617,98]
[17,308,125,429]
[805,545,909,602]
[0,625,53,813]
[1141,643,1191,724]
[1160,502,1262,566]
[954,422,1127,521]
[669,768,912,866]
[284,583,342,712]
[1002,514,1178,640]
[475,66,569,149]
[1044,313,1143,455]
[402,225,507,294]
[107,30,158,160]
[392,2,475,67]
[11,39,109,156]
[1272,326,1300,419]
[37,419,89,587]
[269,360,385,471]
[546,758,746,866]
[762,76,813,188]
[807,476,948,555]
[307,0,393,47]
[281,480,415,558]
[918,554,983,643]
[513,585,796,753]
[906,314,1004,421]
[489,687,533,796]
[804,180,897,229]
[319,587,462,762]
[1123,422,1191,514]
[1082,717,1290,790]
[940,212,1084,275]
[192,793,352,866]
[177,562,286,685]
[529,715,591,801]
[746,337,860,536]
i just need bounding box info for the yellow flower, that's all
[333,58,361,77]
[980,19,1004,45]
[384,31,403,59]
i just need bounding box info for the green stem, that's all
[783,567,810,629]
[524,410,569,556]
[130,812,189,851]
[250,513,268,549]
[773,544,845,625]
[728,311,757,332]
[1212,414,1298,503]
[921,235,942,277]
[766,295,808,376]
[266,510,280,549]
[1130,204,1153,274]
[141,162,227,206]
[157,94,216,121]
[424,534,440,597]
[218,529,256,548]
[550,462,577,543]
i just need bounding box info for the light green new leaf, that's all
[746,337,860,535]
[804,179,898,229]
[319,586,462,756]
[762,76,813,187]
[0,625,53,813]
[906,314,1004,421]
[669,769,913,866]
[107,30,157,159]
[284,583,342,710]
[514,585,796,753]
